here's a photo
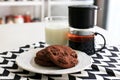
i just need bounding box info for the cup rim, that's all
[44,16,68,22]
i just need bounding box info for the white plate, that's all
[16,48,91,74]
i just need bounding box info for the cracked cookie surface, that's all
[46,45,78,68]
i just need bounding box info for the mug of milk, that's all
[44,16,69,45]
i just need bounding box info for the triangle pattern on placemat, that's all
[0,42,120,80]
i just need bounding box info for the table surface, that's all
[0,22,119,52]
[0,23,120,80]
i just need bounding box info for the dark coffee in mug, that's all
[68,30,106,55]
[68,31,94,55]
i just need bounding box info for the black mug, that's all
[68,30,106,55]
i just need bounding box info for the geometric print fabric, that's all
[0,42,120,80]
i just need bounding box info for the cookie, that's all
[46,45,78,68]
[34,49,55,67]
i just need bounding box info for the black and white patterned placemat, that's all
[0,42,120,80]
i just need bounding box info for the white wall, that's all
[11,6,37,18]
[106,0,120,30]
[106,0,120,42]
[0,0,94,20]
[0,6,11,17]
[0,6,41,21]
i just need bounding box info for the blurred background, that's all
[0,0,120,51]
[94,0,120,41]
[0,0,119,35]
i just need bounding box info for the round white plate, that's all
[16,48,91,74]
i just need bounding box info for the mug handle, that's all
[94,32,106,52]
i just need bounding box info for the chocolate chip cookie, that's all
[46,45,78,68]
[34,49,55,67]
